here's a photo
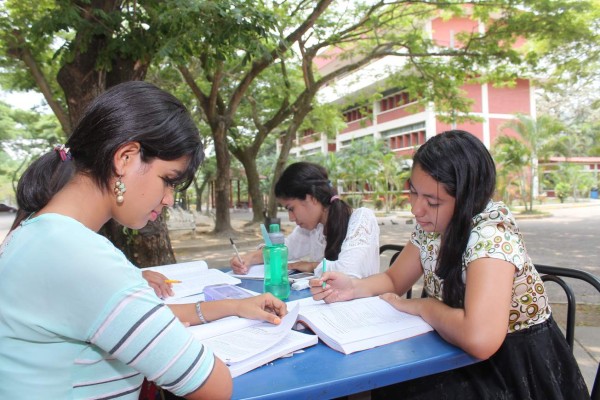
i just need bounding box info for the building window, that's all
[380,91,411,112]
[382,123,426,150]
[343,107,371,123]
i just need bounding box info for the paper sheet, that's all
[194,304,300,364]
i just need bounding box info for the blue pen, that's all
[322,259,327,288]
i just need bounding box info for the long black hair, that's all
[12,81,204,230]
[413,130,496,308]
[274,161,352,260]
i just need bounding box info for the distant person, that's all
[311,130,589,399]
[0,81,286,400]
[231,161,380,279]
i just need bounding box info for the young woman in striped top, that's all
[0,81,286,399]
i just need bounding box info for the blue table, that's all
[232,279,479,399]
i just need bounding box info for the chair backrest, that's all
[379,244,405,266]
[379,244,427,299]
[535,264,600,400]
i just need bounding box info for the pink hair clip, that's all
[54,144,73,161]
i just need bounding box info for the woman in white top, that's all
[230,162,380,278]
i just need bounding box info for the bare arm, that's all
[311,241,423,302]
[168,293,287,326]
[184,357,233,400]
[382,258,514,360]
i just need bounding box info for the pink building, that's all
[290,13,534,158]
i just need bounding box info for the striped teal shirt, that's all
[0,214,215,399]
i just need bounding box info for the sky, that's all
[0,90,49,112]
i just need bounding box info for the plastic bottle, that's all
[263,223,290,300]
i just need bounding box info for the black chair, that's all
[379,244,426,299]
[535,264,600,400]
[379,244,405,266]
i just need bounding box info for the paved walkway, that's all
[171,201,600,393]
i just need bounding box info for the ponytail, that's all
[323,196,352,260]
[275,161,352,260]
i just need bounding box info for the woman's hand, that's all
[230,250,262,275]
[379,292,423,316]
[309,271,355,303]
[235,293,288,325]
[142,270,174,298]
[288,260,319,273]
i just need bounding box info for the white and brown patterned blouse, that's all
[410,200,551,333]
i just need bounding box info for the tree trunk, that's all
[236,153,264,224]
[268,127,298,217]
[56,26,174,267]
[213,122,233,233]
[101,215,176,268]
[193,178,205,212]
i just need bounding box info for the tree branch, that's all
[8,30,71,135]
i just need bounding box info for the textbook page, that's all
[190,304,317,377]
[145,260,241,299]
[296,296,433,354]
[229,330,317,378]
[228,264,266,279]
[197,304,299,363]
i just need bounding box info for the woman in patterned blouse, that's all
[310,130,589,399]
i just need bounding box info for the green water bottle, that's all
[263,224,290,300]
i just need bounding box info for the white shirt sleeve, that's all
[285,224,326,262]
[313,207,380,278]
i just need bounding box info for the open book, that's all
[295,296,433,355]
[145,260,241,299]
[189,304,317,377]
[145,260,317,377]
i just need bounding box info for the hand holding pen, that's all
[230,237,243,264]
[230,237,251,274]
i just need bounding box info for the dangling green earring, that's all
[114,176,126,204]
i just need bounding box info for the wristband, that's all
[195,301,207,324]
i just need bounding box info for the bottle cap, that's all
[269,223,280,233]
[268,223,285,244]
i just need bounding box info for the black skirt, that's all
[372,316,590,400]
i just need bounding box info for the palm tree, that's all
[493,136,530,207]
[499,114,563,212]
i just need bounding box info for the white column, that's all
[482,83,490,148]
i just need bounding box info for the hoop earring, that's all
[114,176,126,204]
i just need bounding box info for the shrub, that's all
[344,195,363,208]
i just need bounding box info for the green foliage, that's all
[555,182,570,203]
[551,162,596,202]
[1,0,599,227]
[495,114,564,210]
[0,97,62,202]
[344,194,363,209]
[373,194,384,211]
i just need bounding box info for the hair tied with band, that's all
[54,144,73,162]
[330,195,340,203]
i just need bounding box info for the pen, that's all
[164,279,182,284]
[322,259,327,288]
[229,237,243,264]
